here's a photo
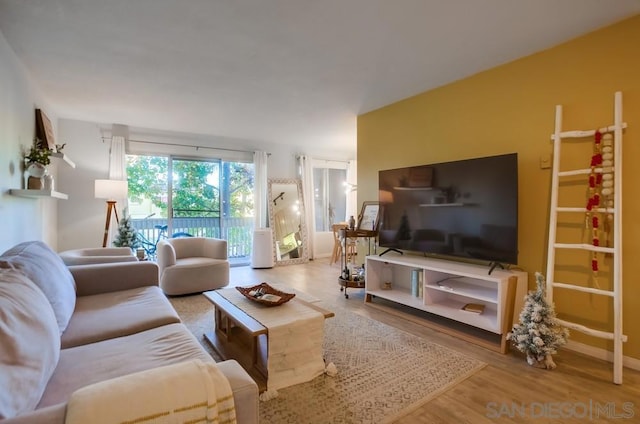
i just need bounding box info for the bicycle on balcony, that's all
[137,224,192,260]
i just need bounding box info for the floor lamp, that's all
[95,179,128,248]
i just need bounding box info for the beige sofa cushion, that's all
[39,323,212,408]
[0,270,60,419]
[0,241,76,334]
[61,286,181,348]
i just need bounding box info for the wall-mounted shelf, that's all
[10,152,75,199]
[9,189,68,200]
[50,152,76,168]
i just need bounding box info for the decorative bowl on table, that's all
[236,282,295,306]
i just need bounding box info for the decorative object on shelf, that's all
[236,282,295,306]
[35,109,56,150]
[411,269,421,297]
[112,208,139,249]
[357,201,380,231]
[95,179,128,248]
[24,143,51,167]
[348,215,356,230]
[26,168,47,189]
[43,174,54,191]
[507,272,569,370]
[461,303,485,314]
[24,138,52,190]
[381,263,393,290]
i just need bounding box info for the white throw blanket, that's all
[65,359,236,424]
[218,288,328,397]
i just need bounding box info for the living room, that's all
[2,2,640,423]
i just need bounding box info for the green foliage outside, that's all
[126,155,254,219]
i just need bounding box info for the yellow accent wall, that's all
[357,15,640,360]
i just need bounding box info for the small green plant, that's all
[24,139,51,166]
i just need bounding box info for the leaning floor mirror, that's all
[267,178,309,265]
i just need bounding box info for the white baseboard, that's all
[564,340,640,371]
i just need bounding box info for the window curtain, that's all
[298,155,315,259]
[253,151,269,229]
[107,135,127,245]
[346,159,358,222]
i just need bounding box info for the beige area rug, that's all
[169,294,486,424]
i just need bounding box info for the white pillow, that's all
[0,241,76,334]
[0,269,61,419]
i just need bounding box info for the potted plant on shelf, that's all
[24,139,52,189]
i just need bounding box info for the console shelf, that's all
[365,253,527,353]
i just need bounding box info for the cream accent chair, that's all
[156,237,230,295]
[59,247,138,266]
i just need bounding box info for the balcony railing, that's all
[131,216,254,259]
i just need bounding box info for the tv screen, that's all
[378,153,518,265]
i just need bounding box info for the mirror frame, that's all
[267,178,309,266]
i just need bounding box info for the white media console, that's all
[365,252,527,353]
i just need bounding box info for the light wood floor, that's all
[229,259,639,424]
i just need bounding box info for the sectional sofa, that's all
[0,241,258,423]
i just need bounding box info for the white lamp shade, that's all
[94,179,128,200]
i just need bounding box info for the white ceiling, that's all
[1,1,639,154]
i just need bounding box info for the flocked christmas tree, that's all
[507,272,569,369]
[113,208,139,249]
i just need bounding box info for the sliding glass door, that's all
[126,154,254,264]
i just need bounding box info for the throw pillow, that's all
[0,241,76,334]
[0,269,61,419]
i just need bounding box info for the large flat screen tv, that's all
[378,153,518,266]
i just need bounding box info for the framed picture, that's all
[357,201,380,232]
[35,109,56,150]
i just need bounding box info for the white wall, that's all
[0,26,353,255]
[0,30,58,253]
[56,120,112,251]
[57,118,346,252]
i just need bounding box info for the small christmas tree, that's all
[507,272,569,369]
[113,209,139,249]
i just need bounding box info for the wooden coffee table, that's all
[203,288,334,392]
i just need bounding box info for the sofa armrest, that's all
[203,238,228,260]
[69,262,159,296]
[156,240,176,272]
